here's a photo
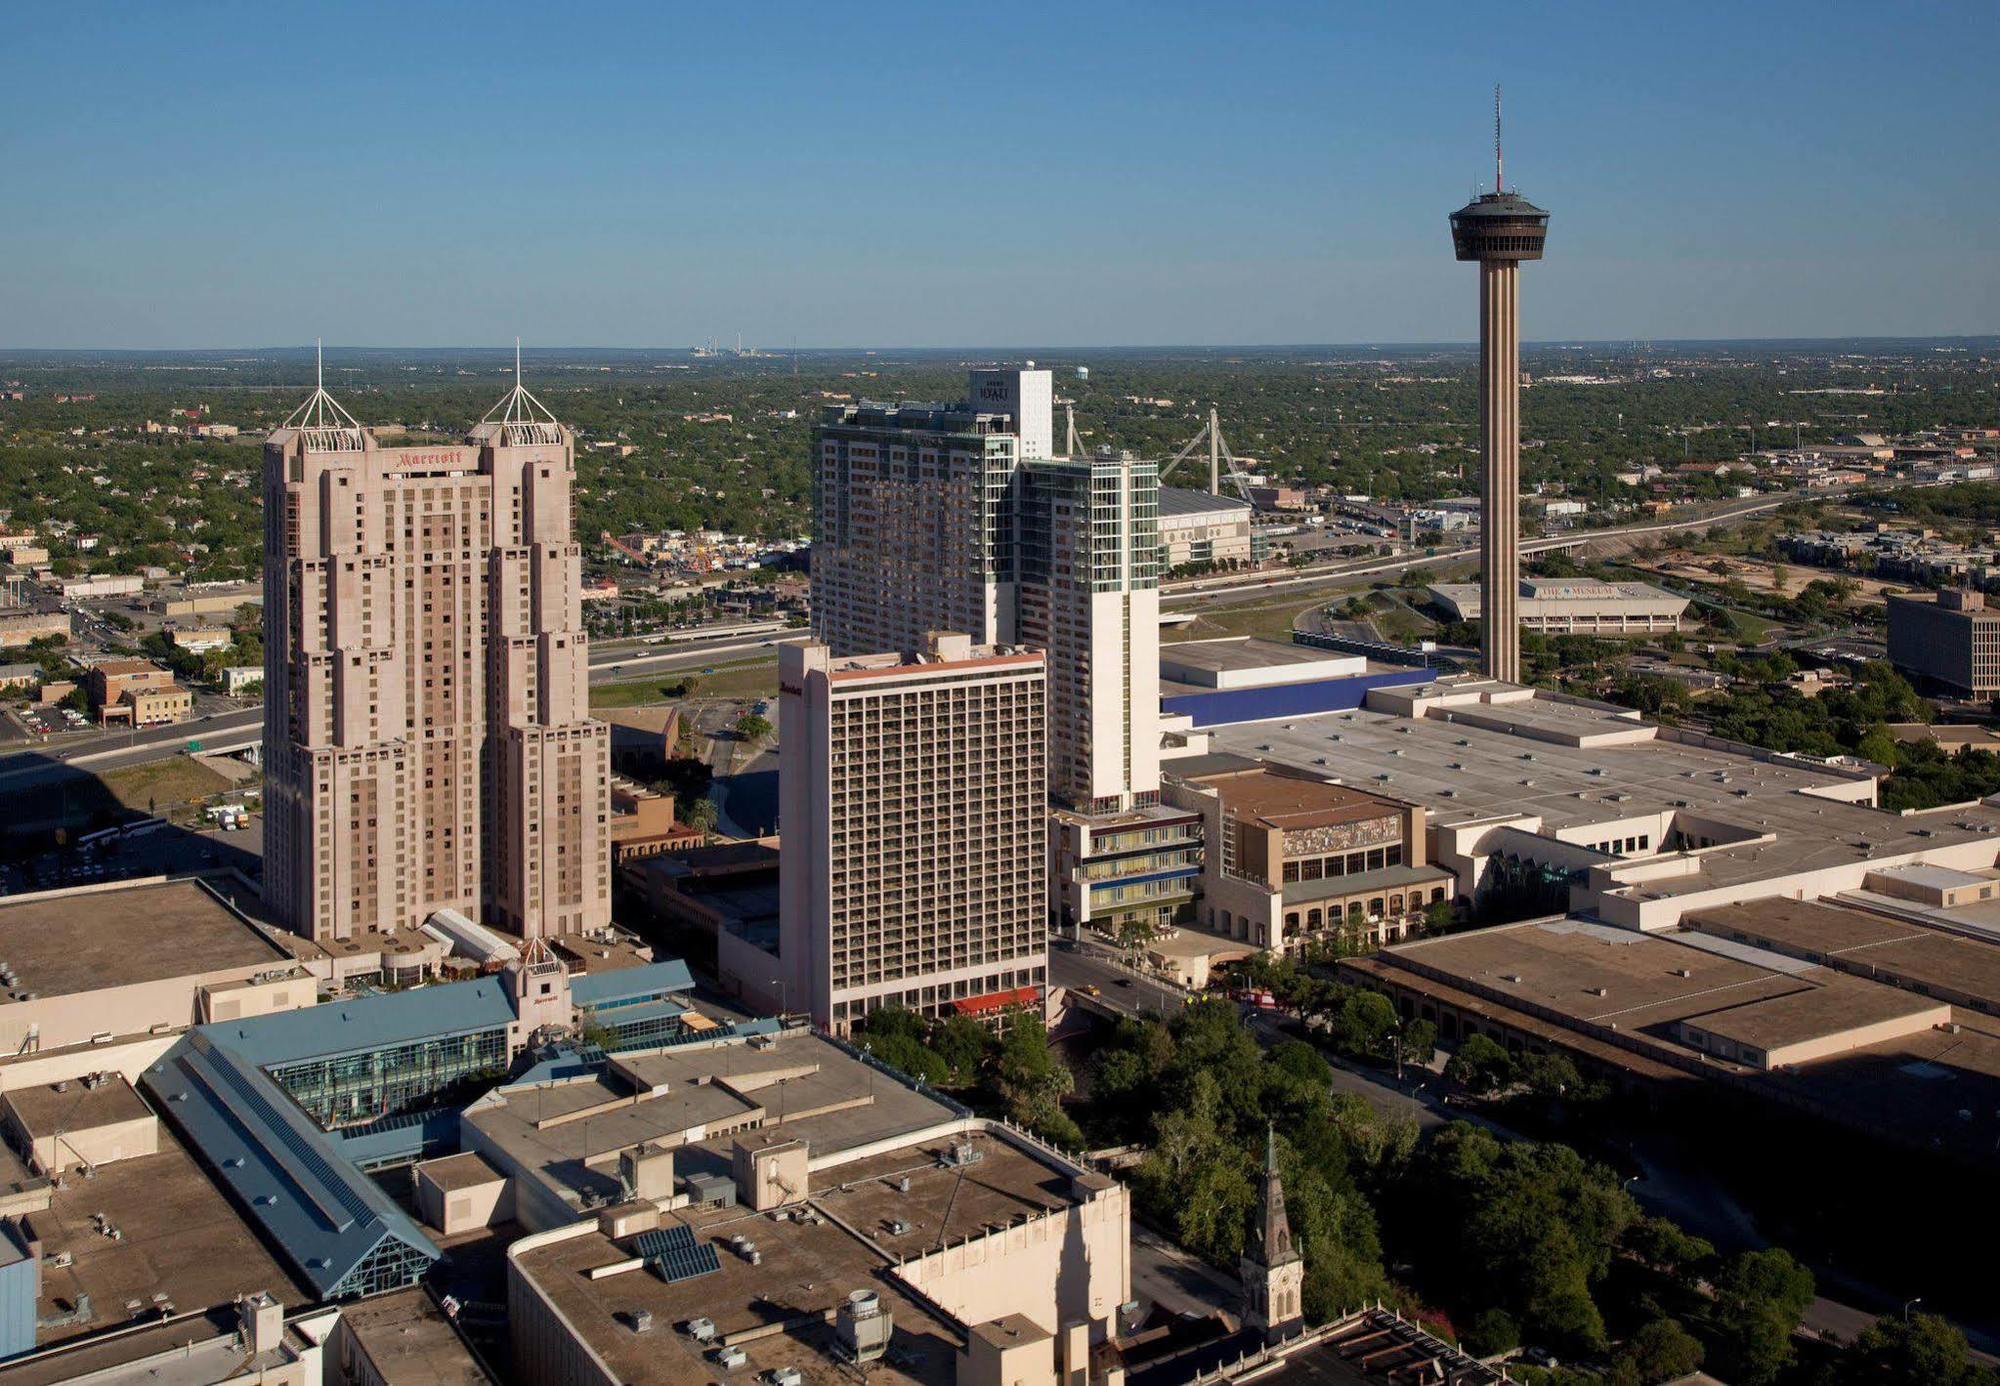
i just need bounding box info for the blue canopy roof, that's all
[217,976,520,1066]
[139,956,699,1300]
[143,1032,441,1299]
[571,957,693,1006]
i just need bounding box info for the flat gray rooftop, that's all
[25,1128,302,1349]
[1689,899,2000,1010]
[1159,638,1342,674]
[1159,485,1251,518]
[468,1030,960,1210]
[0,879,295,1001]
[1202,690,2000,900]
[512,1206,958,1385]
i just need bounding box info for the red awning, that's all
[952,985,1041,1017]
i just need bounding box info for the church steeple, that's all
[1240,1124,1304,1341]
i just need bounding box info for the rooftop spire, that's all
[1248,1122,1297,1269]
[1494,84,1503,195]
[279,338,365,451]
[483,338,565,445]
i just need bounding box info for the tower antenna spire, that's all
[1494,84,1503,194]
[283,338,363,449]
[483,339,563,445]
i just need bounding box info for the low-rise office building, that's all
[0,611,68,650]
[85,658,171,713]
[630,839,781,956]
[108,682,191,727]
[1428,578,1688,634]
[1049,802,1204,944]
[1887,588,2000,698]
[608,778,697,863]
[55,575,144,601]
[165,625,232,654]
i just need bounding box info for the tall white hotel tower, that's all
[806,369,1193,981]
[810,368,1161,815]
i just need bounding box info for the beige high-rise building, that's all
[776,633,1048,1033]
[262,367,609,943]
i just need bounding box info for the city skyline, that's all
[3,3,1995,349]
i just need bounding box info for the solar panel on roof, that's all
[654,1242,720,1284]
[632,1223,720,1284]
[633,1224,697,1260]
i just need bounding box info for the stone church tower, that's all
[1239,1125,1305,1341]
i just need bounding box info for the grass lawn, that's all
[97,756,234,815]
[590,657,778,709]
[1174,596,1320,642]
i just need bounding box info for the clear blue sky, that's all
[3,1,1994,348]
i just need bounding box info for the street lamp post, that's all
[1904,1297,1923,1323]
[770,976,787,1022]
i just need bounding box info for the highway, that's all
[1159,495,1793,605]
[0,628,804,792]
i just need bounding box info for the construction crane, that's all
[1160,407,1256,503]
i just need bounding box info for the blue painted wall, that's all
[0,1230,37,1361]
[1162,668,1435,728]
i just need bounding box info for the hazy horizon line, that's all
[1,334,1997,358]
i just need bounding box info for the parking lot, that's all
[0,811,262,897]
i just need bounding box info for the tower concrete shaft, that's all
[1479,258,1521,683]
[1451,149,1546,684]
